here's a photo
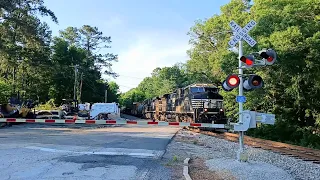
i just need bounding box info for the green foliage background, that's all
[0,0,120,106]
[120,0,320,149]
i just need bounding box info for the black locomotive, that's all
[127,83,228,124]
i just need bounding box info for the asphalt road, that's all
[0,122,180,180]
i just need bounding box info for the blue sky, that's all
[40,0,230,92]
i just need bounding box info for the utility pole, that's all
[13,67,16,96]
[104,82,108,103]
[73,64,79,101]
[105,89,107,103]
[78,72,83,103]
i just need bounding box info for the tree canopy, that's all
[120,0,320,149]
[0,0,120,105]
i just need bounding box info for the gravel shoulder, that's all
[162,128,320,180]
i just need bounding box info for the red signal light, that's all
[260,49,277,65]
[267,56,273,62]
[222,74,240,92]
[240,56,253,65]
[240,55,254,68]
[228,76,239,86]
[226,75,240,87]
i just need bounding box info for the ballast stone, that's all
[205,157,294,180]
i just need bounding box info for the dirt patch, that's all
[161,154,185,180]
[189,158,236,180]
[166,162,185,180]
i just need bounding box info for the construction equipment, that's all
[19,99,36,118]
[60,99,79,113]
[0,98,36,119]
[0,104,19,118]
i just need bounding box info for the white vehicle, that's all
[89,103,120,120]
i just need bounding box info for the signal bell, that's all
[222,74,240,91]
[259,49,277,65]
[243,75,264,91]
[240,54,254,68]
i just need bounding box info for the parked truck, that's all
[89,102,120,120]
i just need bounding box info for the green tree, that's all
[0,0,57,102]
[119,88,145,108]
[48,36,109,104]
[186,0,320,148]
[59,25,118,77]
[53,25,120,104]
[107,81,120,103]
[0,79,11,103]
[0,1,120,106]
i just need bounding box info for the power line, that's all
[117,74,146,80]
[117,84,135,88]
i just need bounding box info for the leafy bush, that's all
[34,99,60,110]
[0,79,12,103]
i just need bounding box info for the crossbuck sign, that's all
[228,20,257,47]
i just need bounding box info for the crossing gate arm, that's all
[0,118,227,128]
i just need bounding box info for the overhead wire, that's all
[13,60,140,94]
[117,74,146,80]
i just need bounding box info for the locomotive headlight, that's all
[220,109,224,112]
[204,108,208,112]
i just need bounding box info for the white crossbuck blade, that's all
[228,20,257,47]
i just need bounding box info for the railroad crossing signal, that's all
[240,49,277,68]
[222,74,264,92]
[240,54,254,68]
[243,75,264,91]
[226,19,277,162]
[259,49,277,65]
[240,49,278,68]
[222,74,240,91]
[228,20,257,48]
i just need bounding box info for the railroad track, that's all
[188,127,320,164]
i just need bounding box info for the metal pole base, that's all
[237,131,248,162]
[237,150,248,162]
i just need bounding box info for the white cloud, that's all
[110,31,191,93]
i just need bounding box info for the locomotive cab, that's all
[187,84,227,124]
